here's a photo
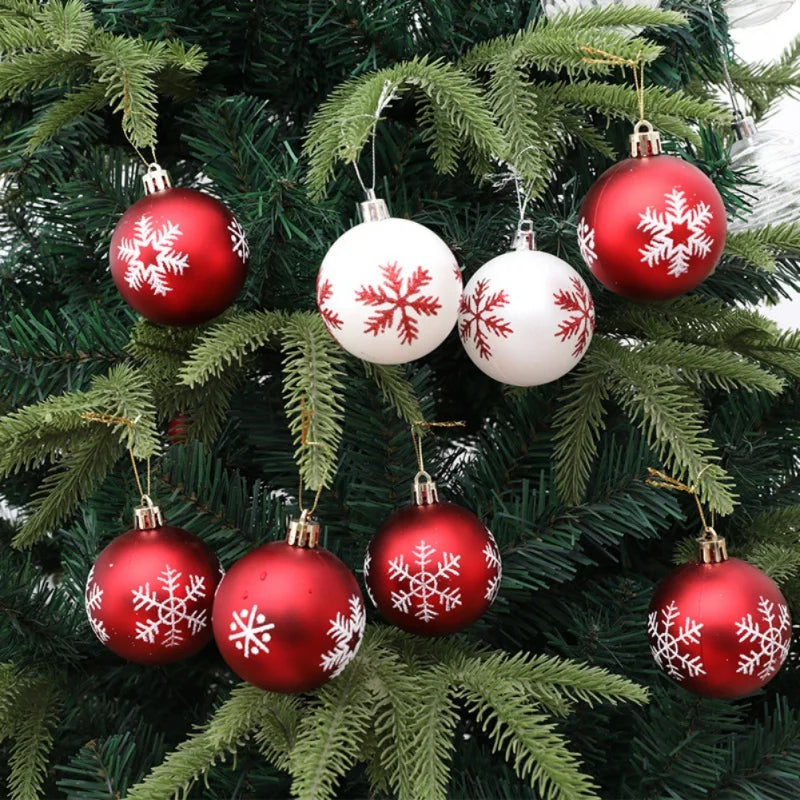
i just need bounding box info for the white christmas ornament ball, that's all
[317,211,462,365]
[458,249,595,386]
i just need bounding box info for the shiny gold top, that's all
[697,527,728,564]
[286,510,321,548]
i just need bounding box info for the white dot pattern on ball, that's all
[317,217,462,365]
[458,250,595,386]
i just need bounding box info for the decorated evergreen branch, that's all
[1,1,800,799]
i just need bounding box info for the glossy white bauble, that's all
[317,217,462,365]
[458,250,595,386]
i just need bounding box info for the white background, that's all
[733,4,800,328]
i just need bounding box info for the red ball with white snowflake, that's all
[212,515,365,693]
[647,530,792,699]
[458,230,594,386]
[85,502,222,664]
[109,163,249,326]
[364,477,501,636]
[578,123,726,301]
[316,194,462,364]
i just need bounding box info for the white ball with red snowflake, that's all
[316,216,462,365]
[458,249,595,386]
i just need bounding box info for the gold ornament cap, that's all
[697,527,728,564]
[142,162,172,195]
[630,120,663,158]
[412,471,439,506]
[359,188,390,223]
[286,509,320,549]
[134,496,165,530]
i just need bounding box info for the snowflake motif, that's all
[228,217,249,260]
[320,594,366,677]
[453,263,463,282]
[483,535,502,603]
[735,597,792,681]
[553,277,595,358]
[647,601,706,682]
[85,566,109,643]
[116,214,190,295]
[131,566,208,647]
[389,540,461,623]
[459,278,513,360]
[355,261,442,345]
[317,277,343,331]
[228,605,276,658]
[638,188,715,277]
[577,218,597,267]
[363,551,377,607]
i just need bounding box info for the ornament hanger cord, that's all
[297,398,325,517]
[411,420,466,479]
[80,411,152,502]
[702,0,743,118]
[646,466,716,533]
[345,80,398,197]
[582,47,647,125]
[491,149,537,243]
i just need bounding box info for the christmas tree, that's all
[1,1,800,798]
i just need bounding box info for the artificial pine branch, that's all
[6,678,61,800]
[126,684,294,800]
[179,310,288,388]
[280,313,346,491]
[287,637,376,800]
[362,363,424,426]
[0,0,207,150]
[304,56,505,199]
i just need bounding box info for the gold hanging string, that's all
[81,411,151,504]
[646,465,714,531]
[297,398,325,516]
[581,46,647,124]
[410,420,467,475]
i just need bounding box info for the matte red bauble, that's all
[212,515,365,693]
[109,163,249,326]
[648,530,792,699]
[578,123,726,301]
[85,502,222,664]
[364,476,501,636]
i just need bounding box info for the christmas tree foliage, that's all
[1,1,800,798]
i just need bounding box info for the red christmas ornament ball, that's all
[648,557,792,699]
[109,182,249,326]
[364,501,502,636]
[212,540,366,693]
[578,153,727,301]
[85,523,222,664]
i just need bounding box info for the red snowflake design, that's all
[459,278,513,360]
[355,262,442,345]
[317,278,343,331]
[453,263,463,282]
[553,277,595,358]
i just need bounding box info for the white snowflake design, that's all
[637,188,715,277]
[228,604,275,658]
[483,534,502,603]
[131,566,208,647]
[735,597,792,681]
[647,601,706,682]
[389,540,461,623]
[85,566,109,643]
[577,218,597,267]
[363,550,377,607]
[228,217,249,260]
[320,594,366,677]
[116,214,190,295]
